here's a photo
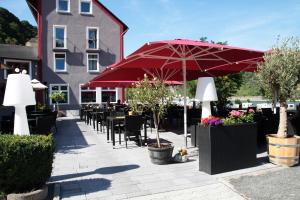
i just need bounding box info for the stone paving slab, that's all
[51,117,280,200]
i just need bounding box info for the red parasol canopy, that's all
[89,39,264,84]
[86,39,265,145]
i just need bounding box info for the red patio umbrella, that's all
[87,39,265,146]
[84,79,183,89]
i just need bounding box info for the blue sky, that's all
[1,0,300,56]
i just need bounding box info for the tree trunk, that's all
[153,111,161,148]
[277,102,288,138]
[56,102,59,112]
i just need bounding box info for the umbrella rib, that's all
[161,45,183,69]
[205,56,263,71]
[187,46,215,59]
[185,46,204,71]
[167,44,183,58]
[128,44,169,58]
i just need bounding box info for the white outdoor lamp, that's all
[3,73,36,135]
[195,77,218,119]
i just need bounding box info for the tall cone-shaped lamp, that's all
[3,74,36,135]
[195,77,218,119]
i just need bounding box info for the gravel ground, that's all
[230,165,300,200]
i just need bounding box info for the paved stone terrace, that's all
[50,117,279,200]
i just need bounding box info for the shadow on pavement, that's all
[60,178,111,199]
[51,164,140,182]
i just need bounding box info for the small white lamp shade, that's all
[195,77,218,102]
[195,77,218,119]
[3,74,36,135]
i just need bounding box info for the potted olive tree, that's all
[257,37,300,166]
[49,91,65,111]
[129,75,173,164]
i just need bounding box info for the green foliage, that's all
[0,134,55,194]
[0,7,37,45]
[36,103,47,111]
[214,74,243,109]
[236,72,263,96]
[128,75,172,146]
[50,91,65,103]
[234,99,242,105]
[257,37,300,103]
[223,111,254,125]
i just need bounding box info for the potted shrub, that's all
[197,110,257,174]
[129,75,174,164]
[0,134,55,200]
[257,37,300,166]
[49,91,65,111]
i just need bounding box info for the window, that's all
[53,25,67,49]
[79,85,96,104]
[56,0,70,12]
[50,84,69,105]
[80,0,92,14]
[87,27,98,49]
[102,88,117,103]
[87,53,99,72]
[3,59,32,79]
[54,53,67,72]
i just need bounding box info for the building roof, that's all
[26,0,128,33]
[0,44,38,60]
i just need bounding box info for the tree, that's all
[0,7,37,45]
[257,37,300,138]
[49,92,65,111]
[128,75,171,148]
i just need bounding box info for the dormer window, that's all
[87,27,98,49]
[80,0,92,14]
[56,0,70,13]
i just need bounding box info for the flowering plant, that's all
[223,109,255,125]
[177,147,188,156]
[201,116,223,126]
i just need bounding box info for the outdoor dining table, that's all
[106,115,148,147]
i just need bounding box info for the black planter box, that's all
[197,123,257,175]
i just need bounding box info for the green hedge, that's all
[0,134,55,194]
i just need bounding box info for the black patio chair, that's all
[124,115,144,148]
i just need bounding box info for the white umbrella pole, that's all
[183,59,188,147]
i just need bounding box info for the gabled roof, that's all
[26,0,128,33]
[0,44,38,60]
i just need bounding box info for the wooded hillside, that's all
[0,7,37,45]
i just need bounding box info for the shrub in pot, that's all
[128,75,174,164]
[0,134,55,197]
[257,37,300,166]
[49,91,65,112]
[197,111,257,174]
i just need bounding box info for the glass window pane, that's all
[81,2,90,13]
[55,27,65,47]
[55,54,65,71]
[102,91,116,103]
[5,62,29,77]
[58,0,68,11]
[60,85,68,90]
[88,40,96,49]
[88,29,97,49]
[52,86,59,90]
[81,91,96,103]
[89,30,96,39]
[88,54,97,59]
[88,60,97,71]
